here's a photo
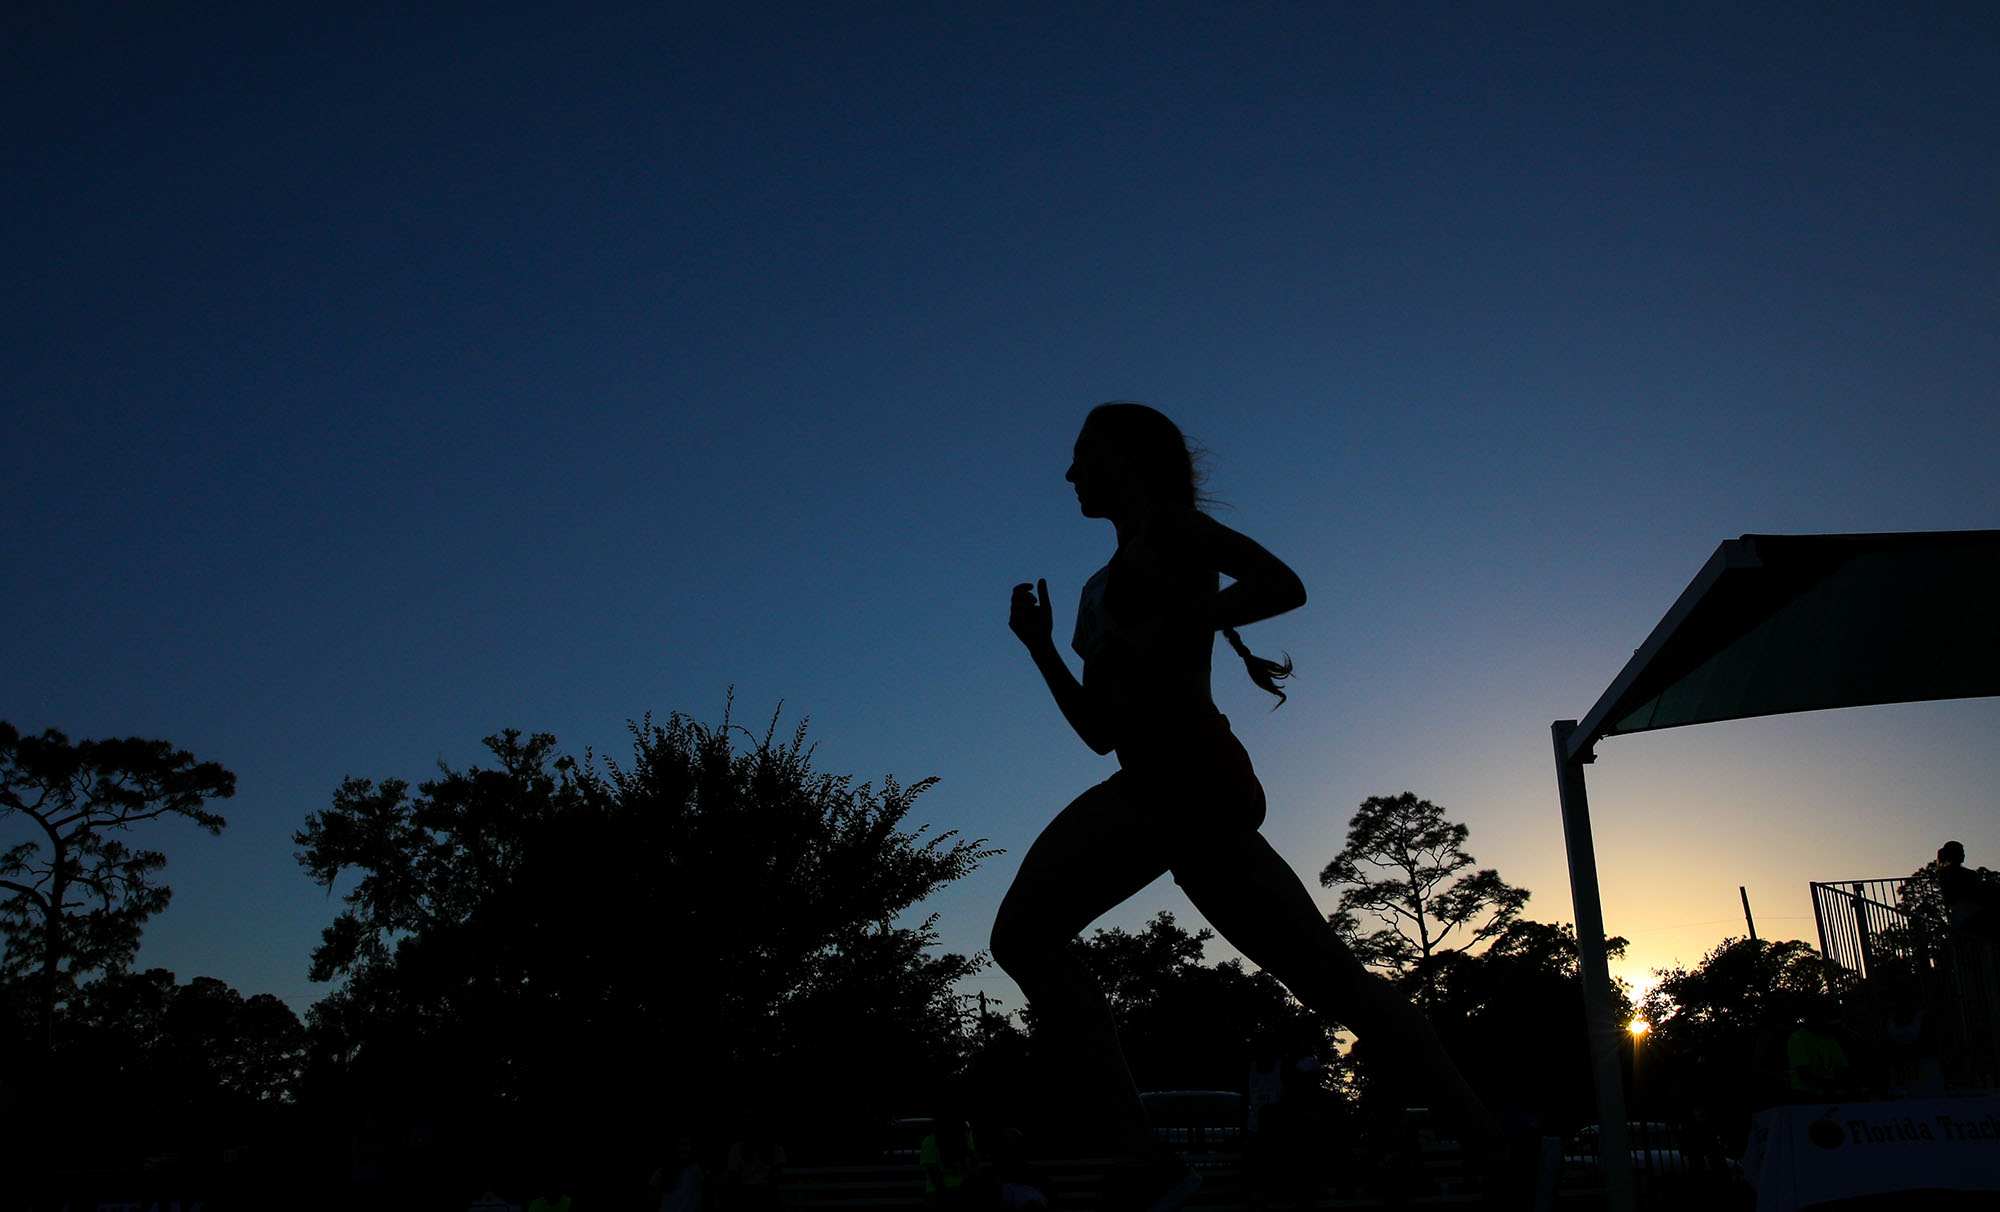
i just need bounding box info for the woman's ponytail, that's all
[1222,625,1293,707]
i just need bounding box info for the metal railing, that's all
[1812,878,1924,982]
[1812,877,1999,1090]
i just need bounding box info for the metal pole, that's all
[1741,886,1757,941]
[1813,882,1838,967]
[1552,720,1637,1212]
[1852,884,1875,981]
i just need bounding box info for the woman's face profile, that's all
[1066,424,1134,517]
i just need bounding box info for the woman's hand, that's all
[1010,578,1114,753]
[1009,579,1054,650]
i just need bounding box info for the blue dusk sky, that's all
[5,3,1998,1022]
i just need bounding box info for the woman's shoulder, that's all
[1122,502,1195,555]
[1128,503,1231,574]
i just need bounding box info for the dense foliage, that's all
[0,964,305,1178]
[1070,910,1336,1090]
[1418,920,1629,1130]
[1637,936,1834,1144]
[293,707,996,1160]
[1642,936,1830,1063]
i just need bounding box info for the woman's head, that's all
[1074,402,1294,705]
[1076,401,1205,509]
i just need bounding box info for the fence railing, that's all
[1812,879,1927,982]
[1812,877,1999,1090]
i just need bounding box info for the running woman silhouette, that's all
[993,403,1507,1211]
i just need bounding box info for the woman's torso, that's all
[1072,508,1221,756]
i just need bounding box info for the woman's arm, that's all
[1010,578,1116,754]
[1169,505,1306,631]
[1111,506,1305,652]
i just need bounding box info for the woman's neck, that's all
[1106,496,1160,546]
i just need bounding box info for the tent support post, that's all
[1553,719,1637,1212]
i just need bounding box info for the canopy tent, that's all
[1551,529,2000,1212]
[1568,530,2000,762]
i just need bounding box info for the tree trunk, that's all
[37,870,66,1059]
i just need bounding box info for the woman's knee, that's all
[988,902,1054,979]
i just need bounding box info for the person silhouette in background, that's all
[723,1110,785,1212]
[919,1107,990,1210]
[648,1131,703,1212]
[1936,840,1999,942]
[1786,1005,1855,1101]
[992,403,1508,1212]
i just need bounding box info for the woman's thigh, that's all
[1171,829,1378,1012]
[992,779,1176,950]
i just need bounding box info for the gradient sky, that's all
[6,3,1998,1025]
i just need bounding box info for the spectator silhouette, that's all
[920,1106,992,1211]
[993,404,1507,1212]
[724,1110,785,1212]
[1882,975,1942,1097]
[1786,1007,1855,1100]
[990,1126,1052,1211]
[1937,841,1999,942]
[1244,1035,1288,1203]
[648,1131,702,1212]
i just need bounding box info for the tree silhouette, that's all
[1638,935,1834,1139]
[1642,936,1830,1057]
[0,722,234,1057]
[1895,853,2000,936]
[1413,920,1628,1129]
[295,727,582,991]
[1317,792,1527,1000]
[294,705,996,1154]
[1897,861,1948,927]
[0,965,305,1173]
[66,967,306,1104]
[1036,911,1336,1097]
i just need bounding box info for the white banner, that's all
[1744,1096,2000,1210]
